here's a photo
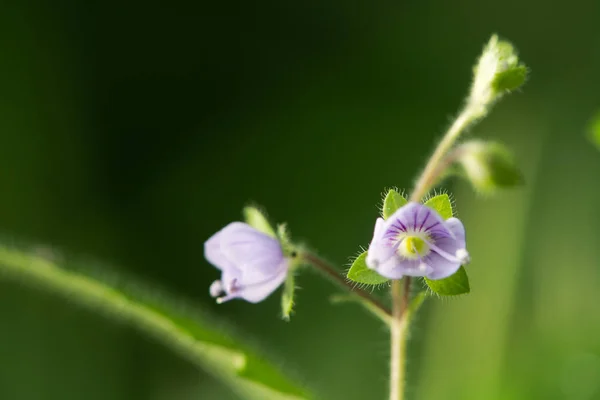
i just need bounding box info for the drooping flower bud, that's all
[204,222,289,303]
[455,141,524,193]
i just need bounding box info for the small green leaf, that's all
[244,206,276,237]
[382,189,408,219]
[424,194,453,219]
[347,251,389,285]
[424,266,470,296]
[281,274,295,321]
[587,112,600,151]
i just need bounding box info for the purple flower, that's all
[204,222,288,303]
[366,202,469,280]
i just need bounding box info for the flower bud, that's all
[455,141,524,193]
[469,35,528,112]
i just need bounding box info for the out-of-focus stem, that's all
[300,250,391,321]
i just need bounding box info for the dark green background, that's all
[1,1,600,399]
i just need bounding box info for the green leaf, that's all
[382,189,408,219]
[244,206,276,237]
[347,251,389,285]
[587,112,600,151]
[281,273,295,321]
[424,194,453,219]
[424,266,470,296]
[0,245,311,400]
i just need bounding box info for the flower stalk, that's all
[300,250,392,321]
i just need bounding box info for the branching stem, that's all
[300,250,392,321]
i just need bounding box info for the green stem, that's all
[410,102,483,203]
[390,98,484,400]
[0,246,309,400]
[300,250,392,321]
[389,278,410,400]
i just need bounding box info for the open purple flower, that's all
[366,202,469,280]
[204,222,288,303]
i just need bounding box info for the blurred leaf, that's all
[0,245,311,400]
[281,273,295,321]
[424,194,454,219]
[424,266,470,296]
[347,251,389,285]
[587,112,600,151]
[382,189,408,219]
[244,206,276,237]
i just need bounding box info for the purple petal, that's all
[366,218,396,268]
[386,202,448,234]
[445,217,466,247]
[218,222,284,280]
[236,260,289,303]
[204,223,242,271]
[424,218,466,279]
[423,252,461,280]
[375,257,426,280]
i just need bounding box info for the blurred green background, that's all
[1,1,600,399]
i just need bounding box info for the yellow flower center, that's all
[398,235,430,259]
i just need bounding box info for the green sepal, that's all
[281,273,296,321]
[424,266,470,296]
[492,65,528,92]
[423,194,454,219]
[347,251,389,285]
[243,206,276,237]
[382,189,408,219]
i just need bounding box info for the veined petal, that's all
[385,202,448,234]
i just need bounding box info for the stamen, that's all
[424,239,470,265]
[216,294,236,304]
[228,278,239,293]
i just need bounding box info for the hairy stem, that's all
[300,251,392,320]
[390,98,483,400]
[410,103,482,203]
[389,278,411,400]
